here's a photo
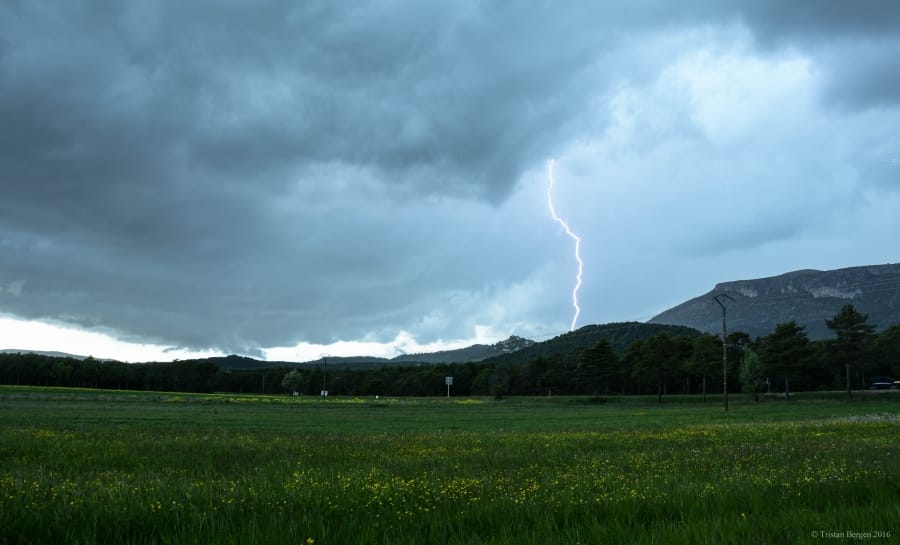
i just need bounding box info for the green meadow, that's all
[1,386,898,544]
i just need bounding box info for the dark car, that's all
[868,377,898,390]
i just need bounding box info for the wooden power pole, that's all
[713,294,735,412]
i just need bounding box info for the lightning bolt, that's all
[546,159,583,331]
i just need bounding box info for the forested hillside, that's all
[478,322,702,366]
[5,308,897,398]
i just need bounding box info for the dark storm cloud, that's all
[1,1,898,354]
[817,42,900,109]
[0,0,619,352]
[734,0,900,108]
[740,0,900,38]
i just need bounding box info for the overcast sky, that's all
[2,1,899,362]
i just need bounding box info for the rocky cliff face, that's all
[649,264,900,340]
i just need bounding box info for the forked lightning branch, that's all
[546,159,584,332]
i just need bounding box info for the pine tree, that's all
[758,321,813,396]
[825,304,876,395]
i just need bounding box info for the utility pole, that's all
[846,363,852,399]
[320,355,328,397]
[713,294,735,412]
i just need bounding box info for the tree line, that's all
[2,305,898,398]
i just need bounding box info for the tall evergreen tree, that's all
[825,304,876,394]
[639,332,680,403]
[577,339,619,396]
[687,334,720,399]
[870,325,900,379]
[758,321,813,396]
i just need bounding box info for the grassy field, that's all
[1,386,898,544]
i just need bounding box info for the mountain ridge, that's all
[390,335,535,364]
[649,263,900,339]
[203,335,537,370]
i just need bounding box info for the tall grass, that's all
[1,388,898,544]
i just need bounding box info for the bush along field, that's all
[0,387,898,544]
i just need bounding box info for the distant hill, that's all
[194,355,295,370]
[116,326,695,371]
[478,322,702,366]
[392,336,535,364]
[0,322,705,373]
[188,336,537,371]
[0,349,115,362]
[649,263,900,340]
